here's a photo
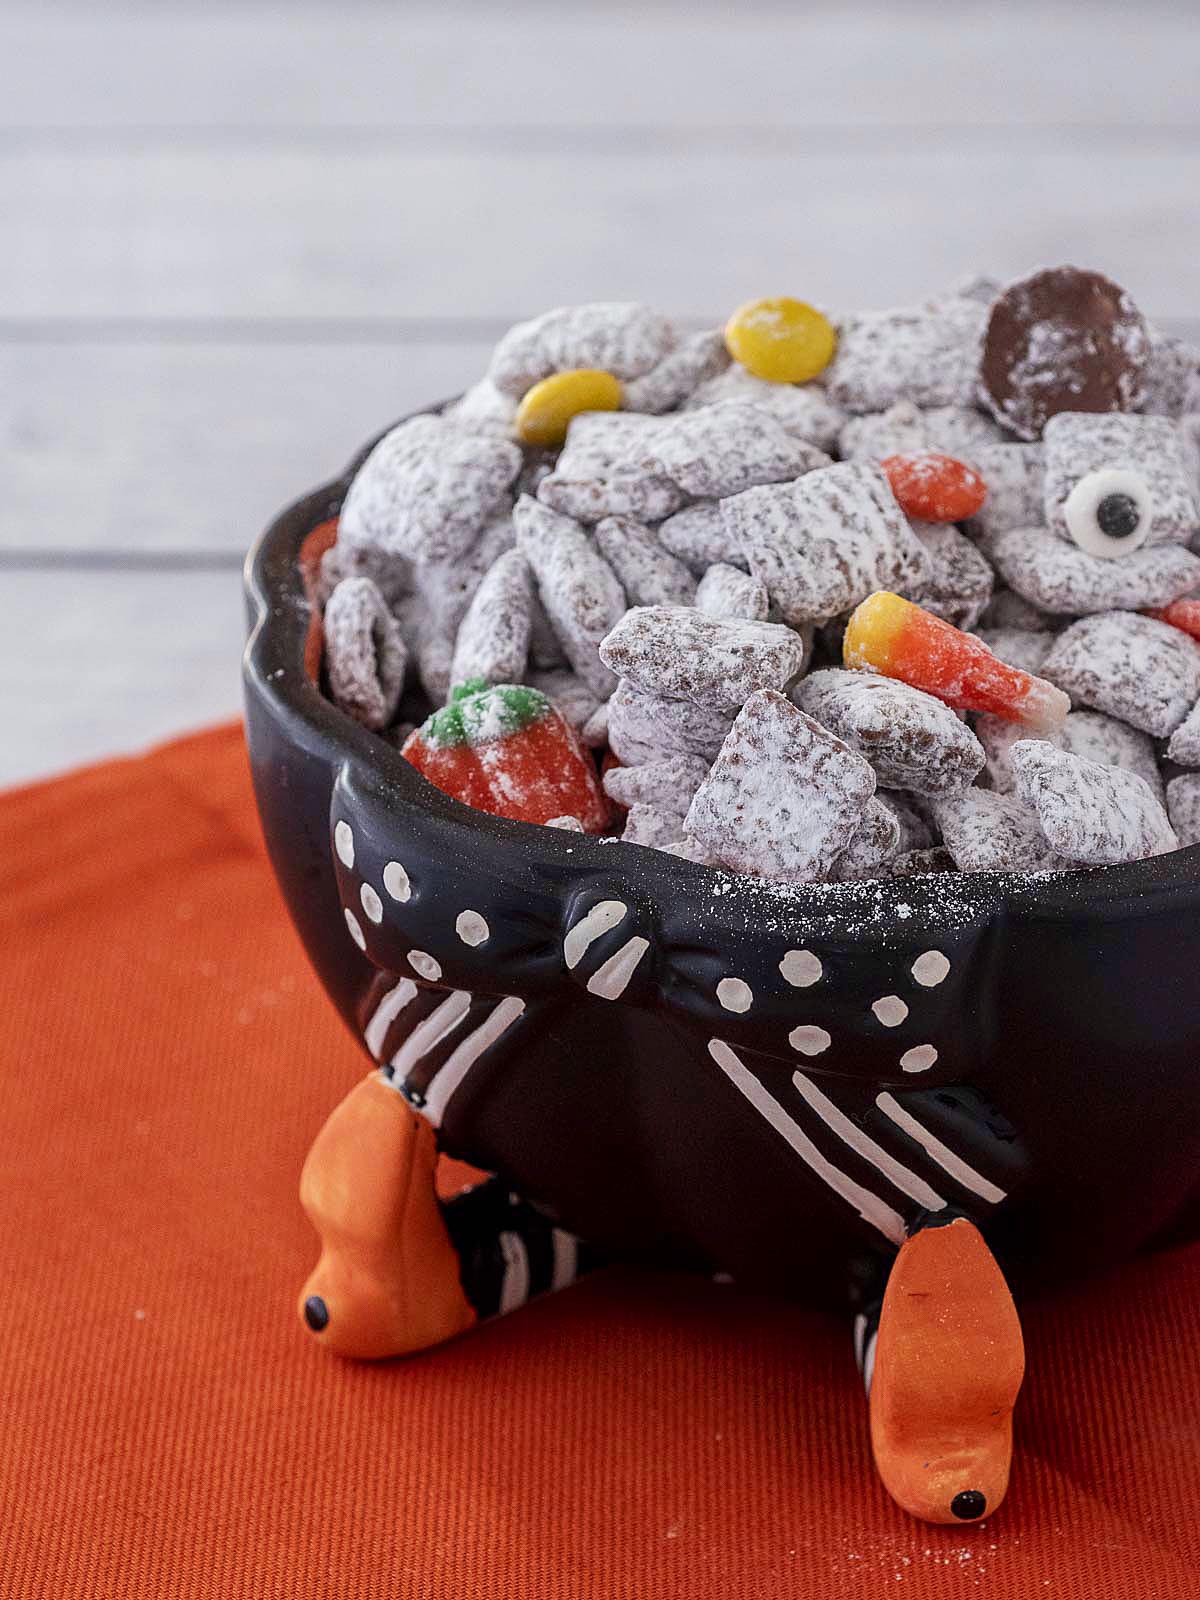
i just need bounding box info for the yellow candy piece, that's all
[724,297,837,384]
[515,368,622,448]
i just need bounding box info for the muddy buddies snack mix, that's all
[307,271,1200,885]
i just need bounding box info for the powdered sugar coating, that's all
[527,588,566,669]
[830,795,903,881]
[1011,740,1176,864]
[606,679,734,766]
[963,444,1046,541]
[1139,328,1200,419]
[620,802,685,849]
[537,412,686,524]
[488,302,677,397]
[603,754,711,820]
[825,300,986,415]
[794,669,984,794]
[975,716,1055,794]
[340,413,521,565]
[890,846,957,877]
[876,790,937,852]
[450,547,534,689]
[525,668,601,733]
[1166,773,1200,846]
[979,588,1059,633]
[317,540,411,610]
[988,526,1200,615]
[684,691,876,882]
[683,366,845,452]
[593,515,696,608]
[1058,710,1164,802]
[932,788,1068,873]
[1166,698,1200,767]
[908,522,994,629]
[409,516,517,702]
[513,496,625,698]
[598,605,807,711]
[656,834,720,865]
[657,502,747,575]
[648,400,827,500]
[323,577,408,731]
[721,461,930,626]
[838,401,1005,466]
[694,563,770,622]
[1043,412,1199,546]
[974,628,1056,676]
[443,378,518,439]
[579,699,609,748]
[1042,612,1200,736]
[621,328,731,415]
[546,814,585,832]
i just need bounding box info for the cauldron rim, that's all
[243,407,1200,941]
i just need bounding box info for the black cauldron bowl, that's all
[243,417,1200,1317]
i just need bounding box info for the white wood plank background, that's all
[3,1,1200,785]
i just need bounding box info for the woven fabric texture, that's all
[1,724,1197,1597]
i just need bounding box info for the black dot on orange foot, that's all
[304,1295,329,1332]
[951,1490,987,1521]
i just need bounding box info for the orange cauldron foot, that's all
[298,1071,476,1359]
[869,1216,1025,1524]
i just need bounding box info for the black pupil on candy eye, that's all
[1095,493,1141,540]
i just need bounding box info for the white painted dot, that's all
[334,820,355,868]
[408,949,442,981]
[383,861,411,902]
[780,949,822,988]
[456,910,490,947]
[901,1044,939,1074]
[717,977,754,1013]
[872,995,909,1028]
[789,1024,832,1057]
[344,908,366,950]
[912,950,950,988]
[360,883,384,925]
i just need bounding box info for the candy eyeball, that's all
[1062,467,1153,559]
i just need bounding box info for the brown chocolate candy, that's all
[979,267,1150,441]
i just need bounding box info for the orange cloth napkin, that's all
[2,724,1197,1597]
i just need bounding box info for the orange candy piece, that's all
[844,591,1070,733]
[1146,598,1200,641]
[881,451,988,523]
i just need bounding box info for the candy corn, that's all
[401,679,609,831]
[844,592,1070,734]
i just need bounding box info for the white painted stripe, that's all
[708,1041,905,1245]
[550,1230,578,1293]
[863,1330,878,1395]
[852,1311,867,1370]
[563,899,628,969]
[390,989,472,1079]
[363,978,419,1059]
[791,1072,947,1213]
[586,935,649,999]
[875,1092,1008,1205]
[498,1231,530,1316]
[422,995,526,1128]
